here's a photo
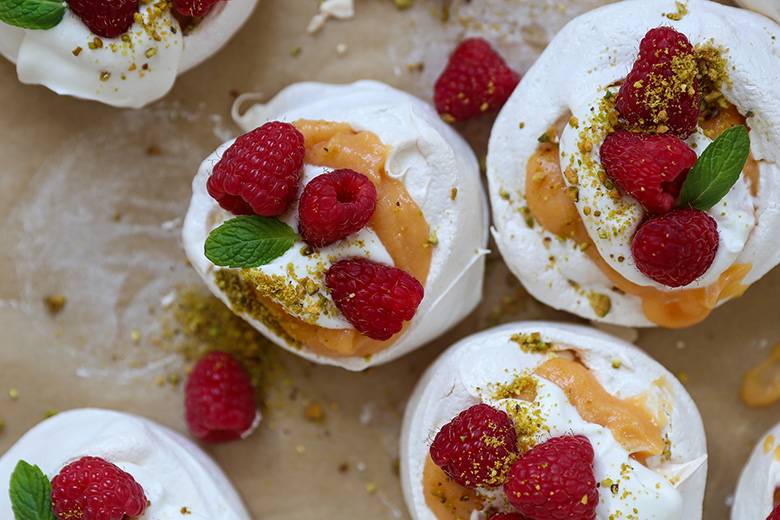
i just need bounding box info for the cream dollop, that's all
[732,420,780,519]
[0,408,252,520]
[487,0,780,326]
[400,321,707,520]
[0,0,258,107]
[182,80,489,370]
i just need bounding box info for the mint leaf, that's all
[0,0,66,30]
[680,125,750,211]
[9,460,56,520]
[205,215,300,268]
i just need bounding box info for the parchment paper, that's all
[1,1,772,519]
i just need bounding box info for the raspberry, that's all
[631,208,719,288]
[207,121,305,217]
[173,0,222,17]
[434,37,521,122]
[298,169,377,248]
[184,351,259,443]
[600,129,697,214]
[768,504,780,520]
[504,435,598,520]
[50,456,146,520]
[489,514,530,520]
[67,0,138,39]
[429,403,518,489]
[616,26,700,138]
[325,259,424,341]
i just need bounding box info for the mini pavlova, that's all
[0,408,251,520]
[733,420,780,520]
[0,0,258,107]
[401,321,707,520]
[182,80,489,370]
[487,0,780,328]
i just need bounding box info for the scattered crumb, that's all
[146,145,161,156]
[304,403,324,422]
[676,371,689,384]
[393,0,413,8]
[43,294,66,315]
[365,482,377,493]
[8,388,19,399]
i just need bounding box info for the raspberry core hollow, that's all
[183,80,489,370]
[487,0,780,328]
[400,322,707,520]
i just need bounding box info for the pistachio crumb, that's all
[44,294,67,314]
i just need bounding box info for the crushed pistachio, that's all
[43,295,66,314]
[509,332,553,353]
[587,292,611,318]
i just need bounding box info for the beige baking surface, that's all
[0,0,773,519]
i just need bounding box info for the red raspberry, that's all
[600,129,697,214]
[434,37,521,122]
[184,351,259,443]
[50,456,146,520]
[207,121,305,217]
[173,0,223,17]
[616,26,700,138]
[504,435,598,520]
[631,208,719,288]
[325,259,424,341]
[67,0,138,39]
[298,169,377,248]
[429,403,518,489]
[768,503,780,520]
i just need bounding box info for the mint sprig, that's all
[679,125,750,211]
[9,460,56,520]
[205,215,300,268]
[0,0,66,30]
